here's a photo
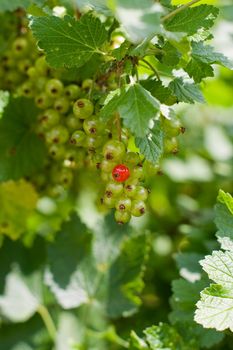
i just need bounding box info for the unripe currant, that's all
[46,79,64,98]
[70,130,86,146]
[73,98,94,119]
[46,125,69,144]
[64,84,81,100]
[114,210,131,224]
[54,97,70,114]
[131,200,146,217]
[103,140,125,161]
[115,197,132,212]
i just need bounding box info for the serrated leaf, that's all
[215,191,233,242]
[185,59,214,83]
[191,41,233,69]
[31,13,108,68]
[119,84,160,138]
[140,80,172,104]
[164,5,219,35]
[107,234,148,318]
[0,268,39,322]
[143,324,188,350]
[99,88,125,120]
[195,283,233,332]
[160,41,181,66]
[135,121,163,164]
[0,97,46,182]
[0,180,38,240]
[113,0,163,43]
[170,278,224,348]
[169,78,205,104]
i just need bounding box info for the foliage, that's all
[0,0,232,349]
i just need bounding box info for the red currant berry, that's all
[112,164,130,182]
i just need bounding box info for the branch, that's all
[162,0,202,22]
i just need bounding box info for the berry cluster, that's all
[0,12,185,224]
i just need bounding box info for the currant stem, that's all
[37,304,57,341]
[140,58,161,81]
[115,112,122,141]
[162,0,201,22]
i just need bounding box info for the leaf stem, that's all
[115,112,122,141]
[37,304,57,341]
[162,0,202,22]
[140,59,161,81]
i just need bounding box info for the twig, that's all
[37,305,56,340]
[162,0,202,22]
[115,112,122,141]
[141,58,161,81]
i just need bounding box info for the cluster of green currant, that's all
[0,12,185,223]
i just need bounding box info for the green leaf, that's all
[169,78,205,104]
[185,59,214,83]
[160,41,181,66]
[170,278,224,348]
[135,121,163,164]
[191,41,233,69]
[107,234,148,318]
[99,88,125,120]
[143,324,188,350]
[0,314,50,350]
[100,84,160,137]
[164,5,219,35]
[0,268,39,322]
[119,84,160,138]
[113,0,163,43]
[0,180,38,240]
[0,97,46,182]
[31,13,108,68]
[45,213,94,309]
[215,190,233,243]
[140,80,172,104]
[195,250,233,332]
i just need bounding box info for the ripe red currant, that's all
[112,164,130,182]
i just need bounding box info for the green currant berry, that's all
[12,37,28,57]
[48,144,66,160]
[82,79,93,90]
[164,137,179,154]
[103,194,116,208]
[103,140,125,161]
[134,186,148,201]
[5,71,22,85]
[20,81,35,97]
[65,114,83,131]
[46,79,64,98]
[64,84,81,100]
[27,66,38,79]
[54,97,70,114]
[125,152,141,166]
[124,183,137,197]
[38,109,60,129]
[101,160,116,173]
[58,168,73,188]
[18,59,31,73]
[114,210,131,224]
[73,98,94,119]
[35,56,50,76]
[70,130,86,146]
[105,181,123,197]
[35,93,53,109]
[131,165,144,180]
[83,116,104,136]
[131,200,146,217]
[85,135,103,152]
[162,116,183,137]
[36,77,48,92]
[115,197,131,212]
[46,125,69,144]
